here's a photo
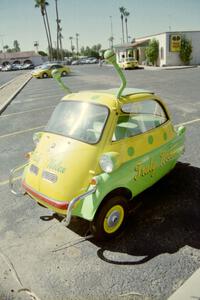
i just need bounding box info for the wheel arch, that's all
[93,186,132,219]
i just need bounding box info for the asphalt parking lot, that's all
[0,70,27,87]
[0,65,200,300]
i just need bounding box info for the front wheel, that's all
[61,71,67,76]
[90,195,128,240]
[42,72,48,78]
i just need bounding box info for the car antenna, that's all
[52,69,72,93]
[104,49,126,99]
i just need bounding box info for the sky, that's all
[0,0,200,52]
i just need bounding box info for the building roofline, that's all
[136,30,200,40]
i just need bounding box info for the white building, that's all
[0,51,48,66]
[114,31,200,67]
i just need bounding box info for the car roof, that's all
[100,88,154,97]
[63,88,155,109]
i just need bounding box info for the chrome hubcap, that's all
[107,210,120,228]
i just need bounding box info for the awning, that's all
[132,39,150,48]
[114,39,150,50]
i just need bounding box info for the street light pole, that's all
[34,41,39,52]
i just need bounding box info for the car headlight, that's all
[99,152,121,173]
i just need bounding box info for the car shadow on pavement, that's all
[40,162,200,265]
[94,162,200,265]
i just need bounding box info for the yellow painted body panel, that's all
[25,133,102,202]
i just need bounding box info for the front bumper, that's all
[22,180,69,211]
[10,163,97,226]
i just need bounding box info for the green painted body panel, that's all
[72,131,185,221]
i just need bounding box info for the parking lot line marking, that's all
[0,126,44,139]
[0,176,21,187]
[0,179,9,186]
[0,105,55,118]
[175,118,200,127]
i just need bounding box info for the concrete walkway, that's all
[140,65,198,71]
[0,72,32,114]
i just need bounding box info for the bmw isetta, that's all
[10,50,186,240]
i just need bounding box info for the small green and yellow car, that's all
[119,57,139,70]
[32,63,70,79]
[10,50,185,240]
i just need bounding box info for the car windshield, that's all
[126,58,136,62]
[40,64,50,70]
[45,101,109,144]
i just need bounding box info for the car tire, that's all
[42,73,48,79]
[90,195,128,241]
[61,71,67,76]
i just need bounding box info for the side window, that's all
[112,99,168,141]
[51,65,61,70]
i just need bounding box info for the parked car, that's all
[10,50,185,240]
[1,64,12,71]
[71,60,79,65]
[119,57,139,70]
[11,64,23,71]
[31,63,70,79]
[22,63,35,70]
[86,57,98,64]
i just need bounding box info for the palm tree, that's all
[55,0,60,60]
[75,33,79,55]
[59,30,63,61]
[34,0,53,60]
[124,10,130,43]
[119,6,126,44]
[69,36,73,53]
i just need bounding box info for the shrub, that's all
[145,39,159,66]
[179,36,192,65]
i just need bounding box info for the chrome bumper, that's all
[9,163,28,196]
[62,186,97,227]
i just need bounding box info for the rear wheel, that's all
[61,71,67,76]
[90,195,128,240]
[42,72,48,78]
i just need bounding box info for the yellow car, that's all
[32,63,70,79]
[119,58,139,70]
[10,50,185,240]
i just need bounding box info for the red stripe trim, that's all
[22,181,68,210]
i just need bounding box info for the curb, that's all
[164,65,197,70]
[140,65,198,71]
[0,74,32,114]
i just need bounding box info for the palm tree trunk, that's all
[44,6,53,61]
[42,14,51,59]
[55,0,60,60]
[125,18,128,43]
[121,15,125,44]
[60,35,63,61]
